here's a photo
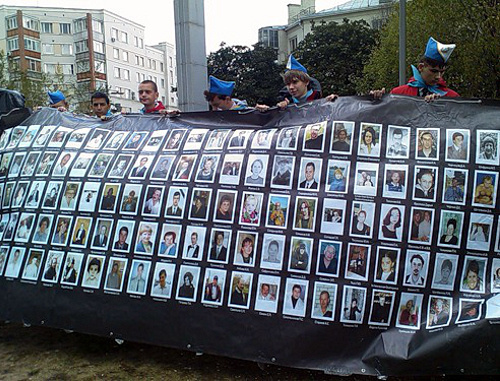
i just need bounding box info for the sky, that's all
[5,0,346,53]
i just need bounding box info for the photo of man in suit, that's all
[166,191,183,217]
[209,231,228,262]
[130,157,149,178]
[114,226,130,251]
[92,224,109,248]
[299,162,319,190]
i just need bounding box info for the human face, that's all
[335,171,342,180]
[466,270,478,290]
[300,203,309,217]
[89,264,99,278]
[138,83,158,109]
[251,160,262,175]
[292,286,301,300]
[173,194,180,206]
[268,244,278,260]
[390,209,400,225]
[261,284,269,297]
[364,131,373,145]
[411,258,423,276]
[440,266,451,282]
[324,246,335,261]
[136,265,143,277]
[204,159,214,171]
[392,132,402,147]
[152,190,161,201]
[421,133,433,149]
[100,226,107,235]
[424,212,431,222]
[59,222,67,234]
[453,135,464,147]
[140,158,148,167]
[338,129,347,141]
[40,221,48,232]
[119,229,128,244]
[286,78,308,98]
[92,98,110,117]
[420,174,433,192]
[61,154,70,166]
[446,223,455,236]
[435,300,443,313]
[357,211,366,223]
[381,256,393,273]
[237,279,245,291]
[305,165,314,181]
[245,198,257,213]
[112,263,118,273]
[391,172,400,184]
[418,63,446,86]
[140,230,151,243]
[275,202,281,211]
[165,234,174,245]
[319,293,329,310]
[310,126,319,139]
[216,233,224,246]
[191,233,197,245]
[451,178,458,187]
[242,241,253,257]
[220,200,230,213]
[159,273,166,286]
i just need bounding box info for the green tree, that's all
[207,43,285,105]
[293,19,378,96]
[357,0,499,99]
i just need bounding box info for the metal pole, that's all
[174,0,208,111]
[399,0,406,85]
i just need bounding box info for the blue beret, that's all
[209,76,235,96]
[424,37,456,63]
[286,54,307,73]
[48,90,65,104]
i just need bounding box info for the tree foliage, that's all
[207,43,284,106]
[293,19,377,96]
[357,0,499,99]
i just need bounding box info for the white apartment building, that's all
[0,5,178,112]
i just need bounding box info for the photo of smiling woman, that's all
[379,205,405,242]
[134,223,157,255]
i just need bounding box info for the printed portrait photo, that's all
[205,129,230,150]
[251,129,275,150]
[228,129,252,149]
[271,155,295,189]
[8,152,26,178]
[282,278,308,317]
[134,222,158,256]
[35,152,57,176]
[382,164,408,199]
[2,182,15,209]
[456,298,483,324]
[175,265,200,302]
[4,246,26,278]
[21,249,44,281]
[316,240,341,277]
[416,128,439,160]
[244,154,269,187]
[104,257,128,293]
[460,256,487,294]
[350,202,375,238]
[201,268,227,306]
[0,246,8,276]
[254,274,281,314]
[142,186,164,217]
[354,162,379,197]
[41,250,64,283]
[112,220,135,253]
[99,183,121,213]
[396,292,423,330]
[32,214,54,245]
[277,126,300,150]
[303,121,326,152]
[438,210,464,248]
[60,252,84,286]
[59,182,81,211]
[445,129,470,163]
[345,243,370,282]
[330,121,354,154]
[3,212,18,241]
[6,126,26,149]
[208,228,232,264]
[20,151,41,177]
[326,159,350,194]
[288,236,313,274]
[143,130,168,152]
[374,246,400,285]
[69,152,95,178]
[234,231,258,268]
[259,233,285,271]
[195,154,220,183]
[240,192,263,226]
[164,129,186,151]
[182,225,207,261]
[85,129,110,150]
[213,190,237,224]
[266,194,290,230]
[426,296,452,329]
[88,153,113,178]
[33,126,56,148]
[413,166,438,201]
[294,197,317,232]
[298,158,322,192]
[408,207,434,245]
[431,253,458,291]
[220,154,244,185]
[11,181,29,208]
[108,154,134,178]
[491,258,500,293]
[51,151,75,177]
[90,218,114,251]
[66,127,91,149]
[150,262,176,299]
[228,271,253,309]
[47,126,72,148]
[403,250,430,288]
[78,182,101,213]
[129,154,155,179]
[358,122,382,157]
[472,170,497,208]
[476,130,499,166]
[184,128,209,151]
[368,290,395,326]
[386,125,410,159]
[104,131,130,150]
[442,168,467,205]
[0,153,13,178]
[172,154,196,181]
[466,212,494,251]
[123,131,148,151]
[126,259,152,295]
[378,204,405,242]
[189,188,212,221]
[51,215,73,247]
[18,125,40,148]
[496,216,500,253]
[311,282,337,321]
[340,286,366,324]
[151,155,175,180]
[157,223,182,258]
[164,187,187,219]
[14,213,35,243]
[321,198,346,236]
[70,216,92,248]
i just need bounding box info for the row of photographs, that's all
[1,247,498,326]
[1,122,499,166]
[0,143,498,207]
[1,221,499,293]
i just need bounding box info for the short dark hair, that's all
[410,253,425,265]
[119,226,129,235]
[441,259,452,271]
[91,92,110,104]
[203,90,229,102]
[419,55,447,69]
[140,80,158,92]
[283,70,310,85]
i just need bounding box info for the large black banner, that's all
[0,97,498,376]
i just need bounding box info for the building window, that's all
[42,43,54,54]
[169,56,173,67]
[27,58,39,72]
[169,70,174,83]
[6,16,17,30]
[61,44,73,55]
[62,64,74,75]
[123,69,130,81]
[135,55,140,65]
[136,72,141,82]
[134,36,139,47]
[41,22,53,34]
[44,63,56,74]
[95,60,105,73]
[152,60,157,70]
[147,75,152,81]
[74,40,88,53]
[122,51,128,62]
[76,60,90,73]
[23,17,40,32]
[140,57,144,66]
[113,48,120,59]
[290,37,298,52]
[74,19,87,33]
[93,41,104,54]
[111,28,118,40]
[147,59,152,69]
[114,67,121,78]
[92,20,103,34]
[123,88,131,99]
[60,23,71,34]
[7,38,19,52]
[161,78,165,88]
[162,96,166,104]
[160,62,164,72]
[121,31,128,43]
[138,38,143,48]
[24,38,41,52]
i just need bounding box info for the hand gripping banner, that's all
[0,96,498,377]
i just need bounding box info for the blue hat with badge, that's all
[286,54,307,73]
[209,75,235,96]
[47,90,66,104]
[424,37,456,63]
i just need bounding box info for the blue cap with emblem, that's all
[47,90,66,104]
[286,54,307,73]
[424,37,456,63]
[209,76,235,96]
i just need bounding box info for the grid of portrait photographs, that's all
[0,117,499,332]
